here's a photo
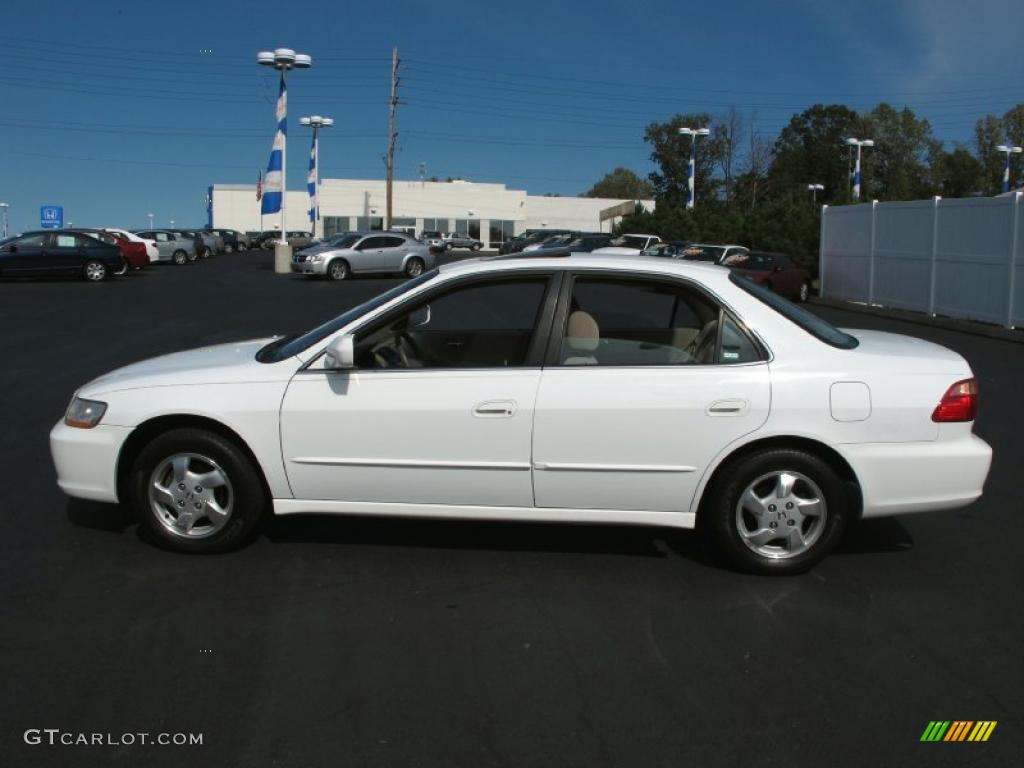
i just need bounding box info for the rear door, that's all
[532,272,771,513]
[378,235,410,270]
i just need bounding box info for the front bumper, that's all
[842,432,992,517]
[50,421,132,503]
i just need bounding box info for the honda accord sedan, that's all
[50,255,991,573]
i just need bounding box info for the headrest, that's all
[566,311,599,352]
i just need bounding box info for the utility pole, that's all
[385,46,400,230]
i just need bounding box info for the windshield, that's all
[724,252,773,270]
[730,271,858,349]
[258,269,440,363]
[683,245,725,262]
[326,233,361,248]
[608,235,648,249]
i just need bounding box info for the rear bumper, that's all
[841,433,992,517]
[50,421,132,503]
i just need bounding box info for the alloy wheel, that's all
[84,261,107,281]
[734,471,827,560]
[148,453,234,539]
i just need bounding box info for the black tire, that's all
[472,243,482,251]
[186,250,198,263]
[223,243,235,254]
[237,243,248,252]
[82,259,107,282]
[172,249,187,265]
[327,258,349,281]
[797,281,810,303]
[200,247,211,259]
[113,258,129,276]
[128,427,267,554]
[445,242,453,251]
[703,448,849,575]
[404,256,425,278]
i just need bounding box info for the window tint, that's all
[11,233,47,248]
[719,315,760,364]
[381,236,405,248]
[730,271,858,349]
[356,278,549,369]
[560,278,721,366]
[358,236,388,250]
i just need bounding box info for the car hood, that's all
[842,329,970,374]
[79,337,291,396]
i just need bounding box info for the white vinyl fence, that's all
[819,192,1024,328]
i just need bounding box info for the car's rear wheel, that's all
[404,257,425,277]
[113,258,128,276]
[186,250,198,263]
[327,259,349,281]
[237,243,248,252]
[704,448,849,575]
[223,243,235,254]
[798,280,810,302]
[171,249,187,265]
[445,242,453,251]
[200,248,211,259]
[128,427,267,553]
[83,260,107,282]
[472,243,481,251]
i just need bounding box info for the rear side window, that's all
[730,271,858,349]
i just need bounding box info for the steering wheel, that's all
[370,331,424,368]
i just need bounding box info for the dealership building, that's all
[210,178,655,249]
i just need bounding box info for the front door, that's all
[0,233,48,274]
[280,273,557,507]
[352,235,392,273]
[532,273,771,513]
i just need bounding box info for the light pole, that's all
[257,47,312,272]
[0,203,9,239]
[169,219,175,228]
[807,183,824,203]
[300,115,333,240]
[678,127,710,209]
[845,138,875,201]
[996,144,1023,193]
[147,212,154,230]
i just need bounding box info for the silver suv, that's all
[442,232,483,251]
[292,231,434,281]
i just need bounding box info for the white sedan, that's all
[50,255,992,573]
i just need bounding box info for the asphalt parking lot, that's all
[1,250,1021,768]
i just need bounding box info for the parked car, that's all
[103,228,160,263]
[591,233,662,256]
[0,230,124,281]
[134,230,197,265]
[50,254,992,574]
[286,231,315,250]
[721,250,812,302]
[533,232,612,253]
[171,229,217,258]
[245,231,264,248]
[521,231,575,252]
[71,228,148,271]
[499,229,558,255]
[681,244,749,263]
[421,230,446,253]
[291,231,433,280]
[442,231,483,251]
[204,228,248,253]
[641,241,691,259]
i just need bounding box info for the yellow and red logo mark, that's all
[921,721,996,742]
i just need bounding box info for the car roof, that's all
[442,251,732,283]
[689,243,747,248]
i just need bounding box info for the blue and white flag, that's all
[307,133,317,222]
[261,74,287,215]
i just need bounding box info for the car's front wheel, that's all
[404,257,425,277]
[327,259,349,281]
[223,243,234,254]
[128,427,267,553]
[472,243,482,251]
[171,249,187,265]
[704,448,849,575]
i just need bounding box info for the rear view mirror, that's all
[324,334,355,369]
[409,305,431,328]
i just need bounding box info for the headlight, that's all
[311,253,325,262]
[64,395,107,429]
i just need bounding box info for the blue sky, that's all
[1,0,1022,231]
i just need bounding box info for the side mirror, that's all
[324,334,355,369]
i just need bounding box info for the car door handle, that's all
[473,400,516,418]
[707,399,748,416]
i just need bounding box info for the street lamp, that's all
[845,138,875,201]
[807,183,824,203]
[996,144,1023,193]
[299,115,333,240]
[678,127,710,209]
[0,203,9,239]
[257,47,312,271]
[169,219,175,228]
[147,212,154,230]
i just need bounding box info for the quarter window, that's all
[355,278,550,369]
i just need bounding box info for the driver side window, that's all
[354,277,550,369]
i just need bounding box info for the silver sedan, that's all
[292,232,435,281]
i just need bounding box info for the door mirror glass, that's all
[408,304,431,328]
[324,334,355,369]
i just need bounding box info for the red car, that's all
[72,229,149,272]
[720,251,811,302]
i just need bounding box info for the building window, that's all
[389,217,416,234]
[489,220,515,247]
[454,219,480,240]
[424,218,449,234]
[355,216,383,231]
[323,216,348,238]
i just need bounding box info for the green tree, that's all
[938,145,983,198]
[975,104,1024,194]
[644,112,717,206]
[584,167,654,199]
[768,104,865,205]
[861,104,941,200]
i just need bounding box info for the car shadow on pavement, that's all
[834,516,914,555]
[65,498,136,533]
[264,514,677,560]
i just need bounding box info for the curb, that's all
[808,296,1024,344]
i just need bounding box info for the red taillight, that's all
[931,378,978,422]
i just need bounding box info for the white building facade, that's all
[210,178,654,249]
